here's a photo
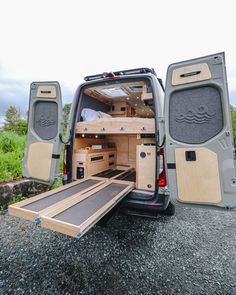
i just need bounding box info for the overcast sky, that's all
[0,0,236,124]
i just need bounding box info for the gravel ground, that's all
[0,207,236,295]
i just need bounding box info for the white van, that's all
[9,52,236,239]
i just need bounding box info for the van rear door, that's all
[164,52,236,210]
[22,82,63,185]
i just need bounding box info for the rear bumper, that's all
[121,190,169,212]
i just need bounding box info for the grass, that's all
[0,131,26,181]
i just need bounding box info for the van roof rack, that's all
[84,67,157,81]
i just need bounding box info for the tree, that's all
[4,106,20,130]
[3,106,27,135]
[230,105,236,147]
[62,103,71,135]
[63,103,71,124]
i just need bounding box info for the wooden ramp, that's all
[9,178,134,239]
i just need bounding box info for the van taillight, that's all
[63,145,67,175]
[158,148,167,187]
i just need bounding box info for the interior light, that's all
[95,135,98,138]
[82,134,85,137]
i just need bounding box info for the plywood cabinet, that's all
[72,148,116,180]
[136,145,156,191]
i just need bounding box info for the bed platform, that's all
[76,117,155,134]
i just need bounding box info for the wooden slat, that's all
[75,148,116,154]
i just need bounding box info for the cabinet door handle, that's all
[185,151,196,161]
[180,71,201,78]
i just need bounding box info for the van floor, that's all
[116,170,136,182]
[94,169,124,178]
[94,168,136,182]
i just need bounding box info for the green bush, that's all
[0,131,26,180]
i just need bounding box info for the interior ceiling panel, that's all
[84,81,154,117]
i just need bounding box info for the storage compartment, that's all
[136,145,156,191]
[72,147,117,180]
[73,134,156,191]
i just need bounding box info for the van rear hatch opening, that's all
[70,77,160,196]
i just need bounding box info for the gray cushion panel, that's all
[33,101,58,140]
[53,183,128,226]
[169,87,223,144]
[22,179,101,212]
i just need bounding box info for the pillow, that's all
[97,111,112,119]
[81,108,100,122]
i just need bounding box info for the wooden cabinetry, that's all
[136,145,156,191]
[72,148,116,180]
[76,118,155,134]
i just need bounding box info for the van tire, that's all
[164,202,175,216]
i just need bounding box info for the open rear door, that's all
[23,82,62,185]
[164,52,236,210]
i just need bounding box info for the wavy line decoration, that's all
[37,115,56,127]
[175,105,216,124]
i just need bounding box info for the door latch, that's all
[185,151,196,161]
